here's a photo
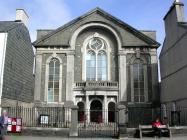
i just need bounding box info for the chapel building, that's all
[33,8,160,123]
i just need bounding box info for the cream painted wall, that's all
[0,33,8,112]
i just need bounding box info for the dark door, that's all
[90,100,102,123]
[77,102,85,122]
[108,102,115,122]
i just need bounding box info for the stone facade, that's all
[33,8,160,123]
[160,1,187,108]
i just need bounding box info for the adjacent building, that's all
[0,9,34,110]
[160,0,187,108]
[33,7,160,123]
[160,0,187,125]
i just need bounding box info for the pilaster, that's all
[150,51,159,104]
[151,52,159,103]
[118,51,127,102]
[85,94,90,122]
[66,51,75,101]
[103,95,108,123]
[34,53,42,102]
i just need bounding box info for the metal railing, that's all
[128,106,187,128]
[160,107,187,126]
[77,110,118,138]
[3,106,71,128]
[128,107,160,128]
[4,106,187,129]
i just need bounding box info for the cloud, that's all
[26,0,72,41]
[0,0,72,42]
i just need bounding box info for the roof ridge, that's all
[0,21,22,32]
[0,21,15,22]
[33,7,103,45]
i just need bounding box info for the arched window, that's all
[48,58,60,102]
[86,51,96,81]
[86,37,107,81]
[133,59,146,103]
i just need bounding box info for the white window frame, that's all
[45,53,62,103]
[82,33,111,81]
[130,58,148,103]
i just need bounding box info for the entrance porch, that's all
[75,94,117,123]
[73,81,118,123]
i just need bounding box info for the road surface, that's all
[4,135,187,140]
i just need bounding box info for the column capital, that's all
[71,105,79,110]
[118,50,127,56]
[66,50,75,55]
[35,52,43,56]
[117,104,126,110]
[149,52,157,56]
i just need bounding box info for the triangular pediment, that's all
[33,7,160,48]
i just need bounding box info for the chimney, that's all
[15,9,29,27]
[163,0,185,38]
[164,0,185,23]
[175,0,185,22]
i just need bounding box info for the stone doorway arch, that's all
[90,100,103,123]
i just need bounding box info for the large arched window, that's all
[86,37,108,81]
[48,58,60,102]
[133,59,147,103]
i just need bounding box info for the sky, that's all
[0,0,187,58]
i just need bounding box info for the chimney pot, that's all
[15,9,29,27]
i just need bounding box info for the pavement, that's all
[3,135,187,140]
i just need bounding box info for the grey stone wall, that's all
[160,2,187,106]
[2,24,34,103]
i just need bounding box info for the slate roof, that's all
[33,7,160,47]
[0,21,21,32]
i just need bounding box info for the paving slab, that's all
[4,135,187,140]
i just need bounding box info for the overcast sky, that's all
[0,0,187,57]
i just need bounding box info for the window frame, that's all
[130,58,148,103]
[45,54,62,103]
[82,33,111,81]
[48,58,60,102]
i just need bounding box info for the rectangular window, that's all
[86,52,96,81]
[48,89,53,102]
[54,89,59,102]
[133,61,146,103]
[47,58,60,103]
